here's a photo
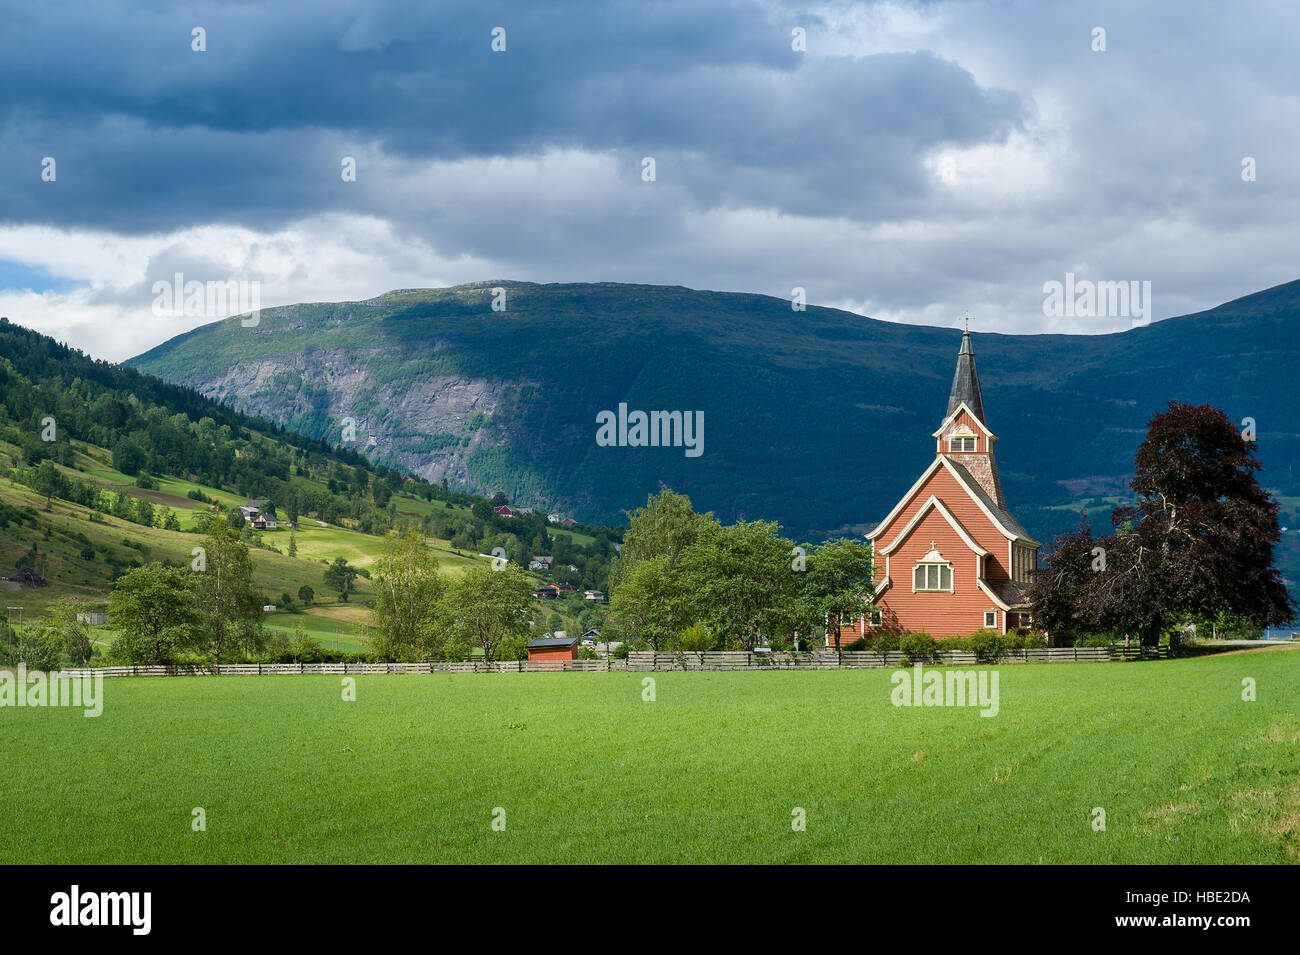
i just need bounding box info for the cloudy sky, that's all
[2,0,1298,361]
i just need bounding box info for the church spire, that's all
[945,324,986,427]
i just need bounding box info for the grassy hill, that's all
[126,279,1300,592]
[0,319,616,649]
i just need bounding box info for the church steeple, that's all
[934,322,1006,507]
[945,326,986,428]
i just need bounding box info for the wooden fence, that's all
[626,647,1118,670]
[55,659,628,679]
[53,644,1155,679]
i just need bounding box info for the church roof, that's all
[981,577,1033,610]
[945,330,986,427]
[867,455,1039,547]
[942,456,1037,545]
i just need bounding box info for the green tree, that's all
[288,531,297,557]
[192,515,263,665]
[43,597,94,666]
[107,563,199,664]
[371,529,446,661]
[442,565,532,663]
[324,557,359,602]
[800,537,876,651]
[613,488,713,586]
[680,520,802,650]
[297,584,314,606]
[609,554,689,650]
[13,620,63,670]
[31,460,66,509]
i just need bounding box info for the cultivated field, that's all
[2,650,1297,864]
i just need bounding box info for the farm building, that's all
[837,328,1040,641]
[527,636,581,661]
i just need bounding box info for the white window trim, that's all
[912,559,954,593]
[983,610,998,628]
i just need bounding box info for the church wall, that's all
[854,465,1015,639]
[883,505,1003,636]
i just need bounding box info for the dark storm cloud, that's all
[0,0,1025,232]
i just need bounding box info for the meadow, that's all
[2,649,1297,864]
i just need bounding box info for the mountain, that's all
[127,279,1300,583]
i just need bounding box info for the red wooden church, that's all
[838,328,1040,641]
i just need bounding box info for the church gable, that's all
[873,465,1011,582]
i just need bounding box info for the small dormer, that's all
[947,422,978,454]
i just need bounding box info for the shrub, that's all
[900,631,936,664]
[966,629,1003,663]
[868,631,900,652]
[12,625,64,670]
[676,624,715,652]
[844,637,869,651]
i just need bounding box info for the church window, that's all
[949,436,976,453]
[913,543,954,592]
[984,610,998,628]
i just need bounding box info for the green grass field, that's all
[2,650,1297,864]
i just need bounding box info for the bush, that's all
[967,629,1004,663]
[843,637,869,651]
[611,643,630,659]
[676,624,715,653]
[868,631,900,652]
[900,631,936,664]
[12,625,64,670]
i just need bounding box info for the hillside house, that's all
[835,328,1040,641]
[584,590,605,602]
[529,556,555,571]
[241,499,270,520]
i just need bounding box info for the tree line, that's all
[606,489,874,651]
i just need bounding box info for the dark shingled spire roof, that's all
[945,330,986,426]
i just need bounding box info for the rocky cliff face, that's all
[186,345,532,496]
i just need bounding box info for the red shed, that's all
[527,636,581,661]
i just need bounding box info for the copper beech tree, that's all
[1032,402,1294,646]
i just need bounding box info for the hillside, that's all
[127,279,1300,588]
[0,319,617,645]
